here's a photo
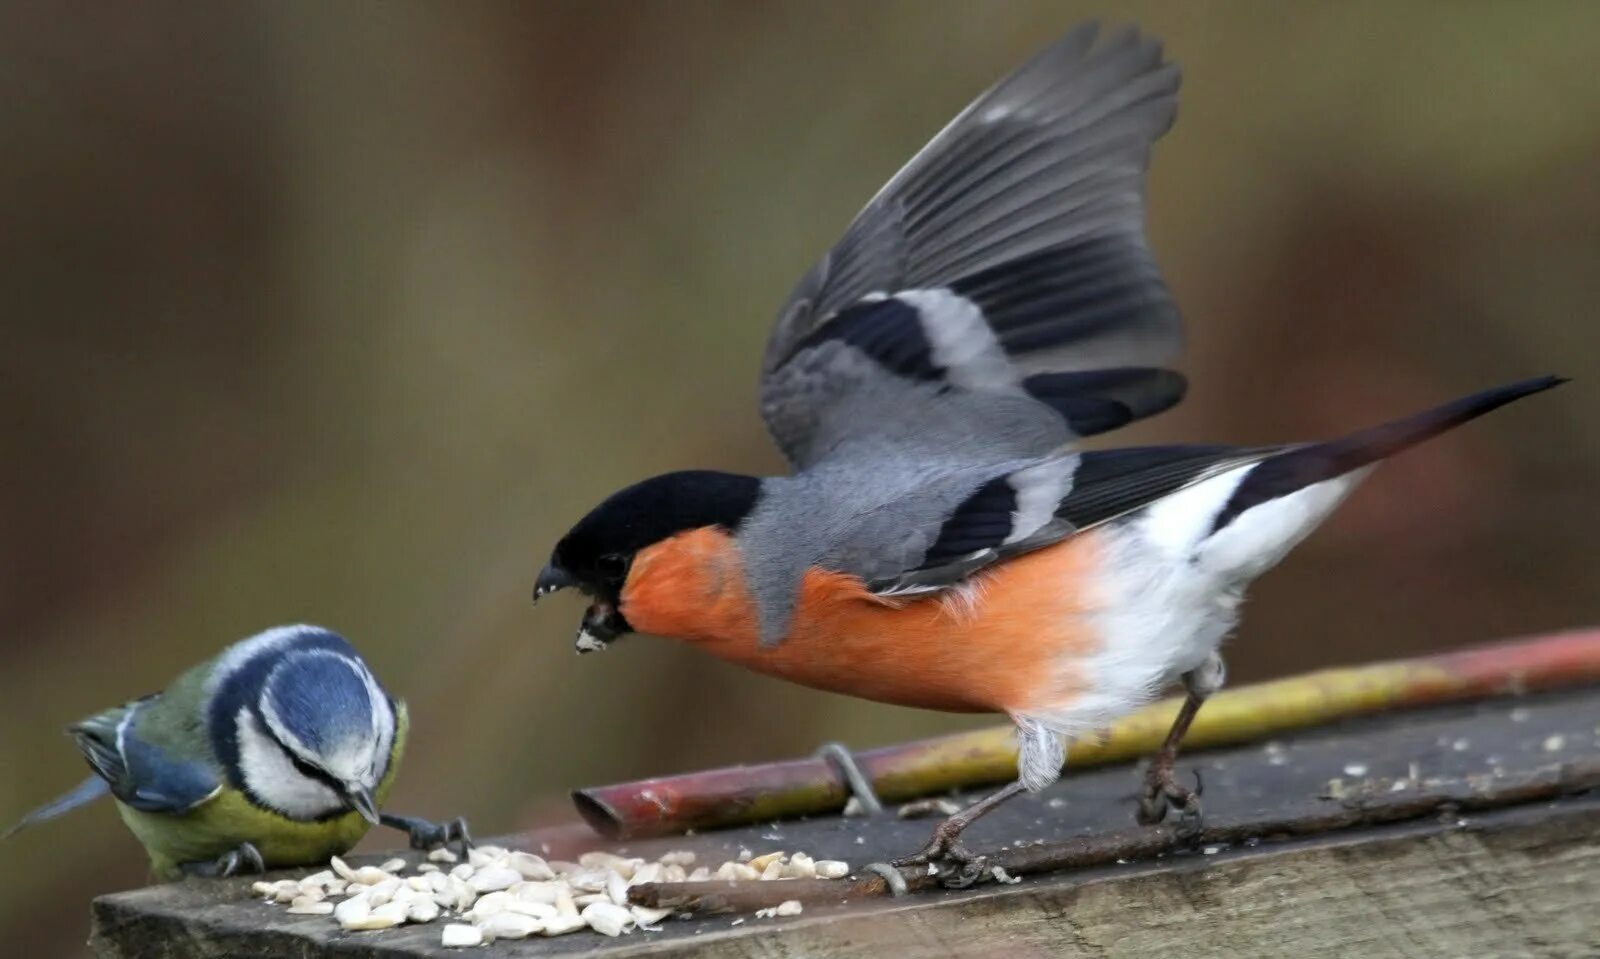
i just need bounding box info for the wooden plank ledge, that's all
[90,686,1600,958]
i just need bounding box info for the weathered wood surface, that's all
[92,688,1600,958]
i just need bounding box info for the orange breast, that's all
[620,527,1105,715]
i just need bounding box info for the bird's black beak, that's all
[533,564,577,604]
[345,784,380,825]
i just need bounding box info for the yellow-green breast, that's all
[121,702,409,881]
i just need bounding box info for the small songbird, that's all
[5,625,469,880]
[532,24,1563,878]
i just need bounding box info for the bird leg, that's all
[1136,653,1224,835]
[883,716,1060,888]
[888,780,1027,887]
[181,841,265,878]
[380,813,474,854]
[1135,693,1204,828]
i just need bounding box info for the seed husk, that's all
[606,870,631,906]
[512,880,562,904]
[540,914,588,936]
[508,851,555,881]
[468,865,521,893]
[332,894,369,926]
[582,901,633,937]
[467,891,514,919]
[440,923,483,947]
[632,905,674,927]
[747,851,785,871]
[479,911,542,940]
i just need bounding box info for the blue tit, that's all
[5,624,470,880]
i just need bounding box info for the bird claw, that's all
[382,813,474,855]
[225,842,266,877]
[183,842,265,879]
[942,856,993,890]
[1136,766,1204,839]
[890,822,990,889]
[882,780,1027,890]
[409,818,473,853]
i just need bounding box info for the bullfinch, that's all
[533,23,1563,880]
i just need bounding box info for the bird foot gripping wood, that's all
[886,828,994,890]
[1137,765,1204,840]
[882,780,1028,889]
[380,813,474,855]
[181,842,265,879]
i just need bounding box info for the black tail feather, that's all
[1211,375,1566,534]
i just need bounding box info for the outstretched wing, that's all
[69,696,221,815]
[761,24,1184,470]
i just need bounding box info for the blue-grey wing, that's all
[69,697,221,815]
[761,24,1185,471]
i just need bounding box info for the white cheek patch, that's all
[235,707,344,820]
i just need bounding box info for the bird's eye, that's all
[596,553,630,581]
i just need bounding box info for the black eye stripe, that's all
[252,703,348,796]
[285,746,345,794]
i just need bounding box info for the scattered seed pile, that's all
[252,845,850,946]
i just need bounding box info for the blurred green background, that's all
[3,1,1598,952]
